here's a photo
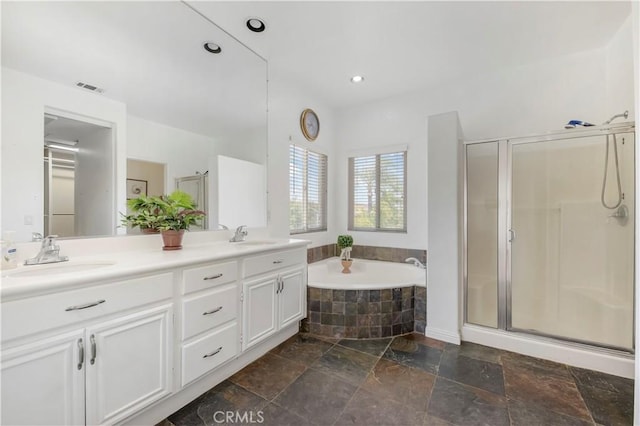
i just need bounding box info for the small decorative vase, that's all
[161,230,185,250]
[341,259,353,274]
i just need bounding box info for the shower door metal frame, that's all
[463,122,636,353]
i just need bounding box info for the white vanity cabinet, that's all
[1,273,174,426]
[1,240,309,426]
[242,249,307,350]
[1,329,86,425]
[180,260,240,386]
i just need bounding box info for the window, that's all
[349,151,406,232]
[289,145,328,234]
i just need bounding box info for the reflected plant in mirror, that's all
[1,1,267,242]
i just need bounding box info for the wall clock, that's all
[300,108,319,141]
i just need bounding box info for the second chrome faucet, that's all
[229,225,248,242]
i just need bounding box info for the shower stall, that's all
[464,120,635,352]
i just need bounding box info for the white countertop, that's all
[1,237,309,301]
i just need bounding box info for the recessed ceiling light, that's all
[350,75,364,83]
[246,18,266,33]
[203,42,222,54]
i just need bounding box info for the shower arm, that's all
[603,110,629,125]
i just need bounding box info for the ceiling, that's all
[189,1,632,108]
[2,1,267,138]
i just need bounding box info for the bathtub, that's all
[305,257,426,339]
[308,257,426,289]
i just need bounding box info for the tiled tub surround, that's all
[306,286,425,338]
[307,244,426,264]
[305,257,427,339]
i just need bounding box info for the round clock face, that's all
[300,109,319,141]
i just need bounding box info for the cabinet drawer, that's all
[243,249,306,278]
[182,284,237,340]
[2,273,173,342]
[183,261,237,294]
[181,322,238,386]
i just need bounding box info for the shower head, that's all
[603,110,629,125]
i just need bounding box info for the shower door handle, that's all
[508,229,516,243]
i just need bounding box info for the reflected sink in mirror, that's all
[3,261,116,278]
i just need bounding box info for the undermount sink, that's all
[3,261,116,278]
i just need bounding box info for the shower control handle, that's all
[508,229,516,243]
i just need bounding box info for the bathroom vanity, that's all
[0,237,308,425]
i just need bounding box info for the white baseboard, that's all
[425,326,461,345]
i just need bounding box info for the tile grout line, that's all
[329,336,395,425]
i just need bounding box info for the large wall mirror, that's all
[1,1,267,243]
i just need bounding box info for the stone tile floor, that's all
[165,333,634,425]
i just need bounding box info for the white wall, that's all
[126,115,216,192]
[606,16,635,120]
[426,112,463,344]
[334,47,613,250]
[1,68,127,242]
[213,155,266,229]
[265,76,336,247]
[332,23,634,344]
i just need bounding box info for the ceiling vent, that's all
[75,81,104,94]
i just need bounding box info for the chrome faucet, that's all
[25,235,69,265]
[229,225,248,242]
[405,257,426,269]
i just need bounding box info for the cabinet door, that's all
[1,329,85,425]
[85,305,172,425]
[242,276,277,350]
[279,267,306,329]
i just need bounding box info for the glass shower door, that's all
[465,142,499,328]
[509,132,634,350]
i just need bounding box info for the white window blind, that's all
[289,145,328,234]
[349,151,406,232]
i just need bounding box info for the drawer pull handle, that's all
[77,338,84,370]
[65,299,106,311]
[203,346,223,358]
[202,306,223,316]
[203,273,223,281]
[272,260,284,264]
[90,334,97,365]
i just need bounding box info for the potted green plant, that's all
[337,234,354,273]
[122,190,205,250]
[122,194,166,234]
